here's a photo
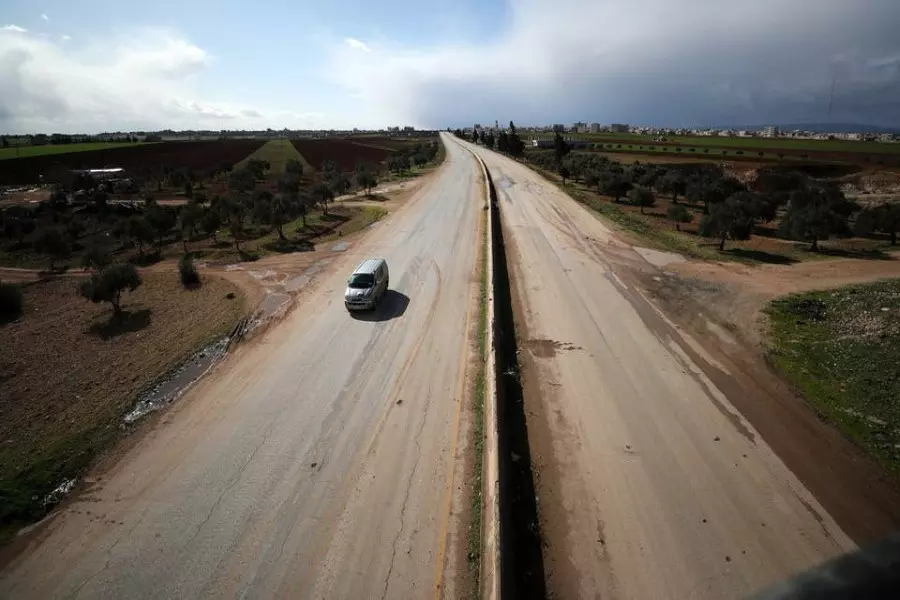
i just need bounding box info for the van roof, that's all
[353,258,386,275]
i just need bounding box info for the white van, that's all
[344,258,389,311]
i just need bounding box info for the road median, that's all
[461,140,545,600]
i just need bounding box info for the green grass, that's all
[233,139,309,176]
[767,279,900,475]
[531,132,900,155]
[0,142,153,160]
[467,204,488,596]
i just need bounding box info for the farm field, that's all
[0,142,154,161]
[234,139,310,178]
[0,140,266,186]
[290,138,395,171]
[0,272,245,539]
[532,131,900,154]
[345,135,434,151]
[0,135,441,274]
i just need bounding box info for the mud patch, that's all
[284,275,311,292]
[248,269,285,285]
[257,292,290,317]
[124,337,231,424]
[634,246,686,268]
[526,339,583,358]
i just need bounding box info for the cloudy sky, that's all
[1,0,899,133]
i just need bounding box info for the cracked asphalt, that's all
[0,134,481,599]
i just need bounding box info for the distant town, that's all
[1,122,897,153]
[464,121,898,143]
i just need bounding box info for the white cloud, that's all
[0,27,325,132]
[41,14,49,22]
[327,0,900,127]
[344,37,371,53]
[61,34,71,41]
[2,24,28,33]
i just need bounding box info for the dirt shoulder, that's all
[633,258,900,545]
[668,254,900,347]
[0,271,245,540]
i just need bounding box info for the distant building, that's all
[609,123,629,133]
[762,125,779,138]
[572,121,587,133]
[552,124,565,133]
[589,123,601,133]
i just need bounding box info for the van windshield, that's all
[348,273,375,289]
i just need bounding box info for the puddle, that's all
[284,275,311,292]
[331,241,350,252]
[282,259,331,293]
[248,269,280,281]
[42,478,76,508]
[634,246,686,268]
[258,292,290,317]
[225,264,244,272]
[497,177,514,189]
[124,337,231,424]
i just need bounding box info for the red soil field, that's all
[290,139,395,171]
[0,140,266,186]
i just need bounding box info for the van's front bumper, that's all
[345,299,374,311]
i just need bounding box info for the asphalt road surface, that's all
[0,133,481,599]
[468,142,858,600]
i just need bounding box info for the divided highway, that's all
[0,134,481,599]
[467,142,856,599]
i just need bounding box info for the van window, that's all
[348,273,375,288]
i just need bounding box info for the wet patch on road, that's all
[124,337,231,424]
[525,339,583,358]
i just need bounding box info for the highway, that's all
[2,133,884,600]
[467,141,857,599]
[0,133,482,599]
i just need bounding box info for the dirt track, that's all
[468,142,900,599]
[0,134,481,598]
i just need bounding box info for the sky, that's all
[1,0,899,133]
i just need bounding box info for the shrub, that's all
[79,264,142,314]
[667,205,694,231]
[82,245,113,272]
[628,187,655,214]
[0,280,23,322]
[179,255,200,288]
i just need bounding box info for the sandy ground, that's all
[668,256,900,347]
[468,142,900,600]
[0,134,481,599]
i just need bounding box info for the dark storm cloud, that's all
[335,0,900,127]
